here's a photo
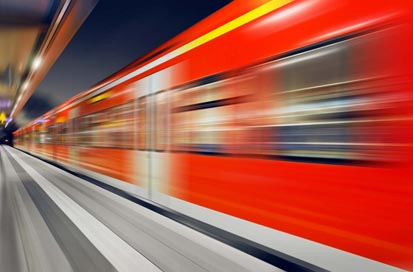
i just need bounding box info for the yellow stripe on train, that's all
[179,0,293,54]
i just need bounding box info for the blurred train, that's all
[13,0,413,270]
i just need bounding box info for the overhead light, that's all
[33,57,42,70]
[22,81,29,90]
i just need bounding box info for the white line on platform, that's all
[4,146,161,272]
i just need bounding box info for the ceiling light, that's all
[22,82,29,90]
[33,57,42,70]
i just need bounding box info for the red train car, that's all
[14,0,413,270]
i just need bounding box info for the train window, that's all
[65,119,72,145]
[90,112,103,147]
[170,76,254,154]
[84,30,398,163]
[39,123,46,144]
[105,101,135,149]
[57,123,62,144]
[170,82,222,153]
[78,114,95,146]
[270,33,401,163]
[272,43,354,162]
[122,102,136,149]
[32,128,38,144]
[221,72,267,156]
[45,125,52,144]
[73,118,80,145]
[154,92,168,151]
[55,123,61,144]
[138,97,147,150]
[62,121,68,145]
[96,112,110,147]
[78,101,136,149]
[79,115,92,145]
[67,118,77,145]
[170,87,193,151]
[59,122,66,145]
[96,111,109,147]
[163,32,400,163]
[280,44,348,91]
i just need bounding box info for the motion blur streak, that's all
[13,0,413,270]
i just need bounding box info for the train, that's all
[13,0,413,270]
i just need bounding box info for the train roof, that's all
[15,0,413,133]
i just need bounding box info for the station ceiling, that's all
[0,0,98,126]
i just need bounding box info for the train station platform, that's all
[0,145,282,272]
[1,145,407,272]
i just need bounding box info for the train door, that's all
[135,78,151,197]
[31,126,35,151]
[39,122,46,156]
[134,70,171,201]
[69,107,79,168]
[149,90,170,202]
[149,69,172,203]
